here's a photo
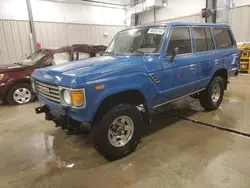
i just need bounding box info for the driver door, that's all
[161,26,198,101]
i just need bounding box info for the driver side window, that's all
[166,27,192,56]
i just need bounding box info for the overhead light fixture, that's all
[163,0,167,7]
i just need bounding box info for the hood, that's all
[0,63,28,72]
[33,56,149,87]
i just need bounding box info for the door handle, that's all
[189,64,196,68]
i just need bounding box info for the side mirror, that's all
[170,47,179,62]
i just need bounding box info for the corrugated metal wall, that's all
[0,20,124,65]
[229,5,250,42]
[35,22,124,48]
[0,20,31,65]
[1,5,250,65]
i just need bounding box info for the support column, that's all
[206,0,217,23]
[216,0,230,24]
[26,0,37,52]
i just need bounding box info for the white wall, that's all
[156,0,206,22]
[31,0,126,26]
[0,0,127,26]
[0,0,127,64]
[138,0,206,24]
[0,0,29,20]
[231,0,250,7]
[137,0,250,24]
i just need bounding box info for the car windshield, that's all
[106,27,166,55]
[20,50,48,66]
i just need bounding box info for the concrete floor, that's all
[1,74,250,188]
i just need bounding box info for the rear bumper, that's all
[228,67,240,77]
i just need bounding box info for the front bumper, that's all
[0,83,8,99]
[36,94,91,122]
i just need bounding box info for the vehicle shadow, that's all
[142,98,202,137]
[34,98,235,187]
[48,98,201,166]
[33,99,203,185]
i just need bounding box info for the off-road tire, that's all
[199,76,224,111]
[92,104,143,161]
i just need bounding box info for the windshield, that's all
[106,27,166,55]
[20,50,48,66]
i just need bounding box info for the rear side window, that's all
[214,28,233,49]
[166,27,192,56]
[53,52,71,65]
[78,52,90,60]
[193,27,215,52]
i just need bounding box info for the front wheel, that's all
[6,83,35,105]
[199,76,224,111]
[92,104,143,161]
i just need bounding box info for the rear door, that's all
[213,27,240,77]
[161,26,198,101]
[192,26,217,89]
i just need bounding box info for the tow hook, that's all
[35,106,55,121]
[35,106,86,135]
[35,106,49,114]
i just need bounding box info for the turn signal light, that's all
[72,90,85,107]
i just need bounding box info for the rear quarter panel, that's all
[197,26,240,89]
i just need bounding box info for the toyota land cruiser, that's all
[32,22,240,160]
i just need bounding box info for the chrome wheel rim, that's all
[108,116,134,147]
[211,84,221,103]
[13,88,31,104]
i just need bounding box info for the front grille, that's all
[35,81,60,103]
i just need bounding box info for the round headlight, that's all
[63,90,72,105]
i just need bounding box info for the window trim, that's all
[212,27,234,50]
[192,26,216,53]
[165,26,193,57]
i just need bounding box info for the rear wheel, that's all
[7,83,35,105]
[199,76,224,111]
[92,104,143,161]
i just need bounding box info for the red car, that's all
[0,44,106,105]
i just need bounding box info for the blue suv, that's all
[32,22,240,160]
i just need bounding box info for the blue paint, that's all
[32,22,240,123]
